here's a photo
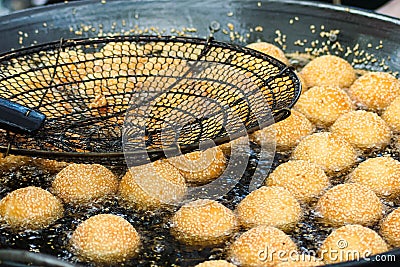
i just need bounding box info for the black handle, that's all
[273,108,291,123]
[0,98,46,134]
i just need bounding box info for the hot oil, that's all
[2,135,400,266]
[1,54,400,266]
[0,155,247,266]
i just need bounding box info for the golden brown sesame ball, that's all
[170,199,237,246]
[118,160,187,210]
[316,183,382,226]
[167,147,226,184]
[330,110,392,150]
[380,208,400,247]
[229,225,298,267]
[246,42,289,65]
[291,132,357,174]
[33,159,69,173]
[251,110,314,152]
[382,95,400,132]
[319,224,388,264]
[52,164,118,205]
[0,155,32,171]
[70,214,140,264]
[275,255,324,267]
[300,55,356,88]
[0,156,67,173]
[348,72,400,111]
[0,186,63,230]
[219,136,250,156]
[348,157,400,199]
[266,160,330,203]
[236,186,301,231]
[294,85,354,126]
[195,260,237,267]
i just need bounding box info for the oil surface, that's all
[1,56,400,267]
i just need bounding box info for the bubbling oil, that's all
[1,54,400,266]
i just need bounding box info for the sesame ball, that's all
[0,186,63,230]
[275,255,324,267]
[319,224,388,264]
[266,160,330,203]
[236,186,301,231]
[316,183,383,226]
[291,132,357,174]
[380,208,400,247]
[251,110,314,152]
[294,85,354,126]
[0,155,33,171]
[246,42,289,65]
[170,199,237,246]
[70,214,140,264]
[118,160,187,210]
[0,155,68,173]
[348,157,400,199]
[219,136,250,156]
[167,147,226,184]
[300,55,356,88]
[229,225,298,267]
[195,260,237,267]
[348,72,400,111]
[330,110,392,150]
[382,95,400,133]
[52,164,119,205]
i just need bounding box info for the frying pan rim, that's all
[0,0,399,26]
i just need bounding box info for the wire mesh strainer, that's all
[0,35,301,164]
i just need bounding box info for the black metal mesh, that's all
[0,35,301,162]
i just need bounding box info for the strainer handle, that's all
[273,108,291,123]
[0,98,46,134]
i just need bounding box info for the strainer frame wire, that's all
[0,249,83,267]
[0,35,301,162]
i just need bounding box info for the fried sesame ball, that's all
[330,110,392,150]
[0,155,36,171]
[118,160,187,210]
[170,199,237,246]
[348,72,400,111]
[236,186,301,231]
[316,183,382,226]
[382,95,400,132]
[348,157,400,199]
[52,164,118,205]
[319,224,388,264]
[0,156,67,174]
[380,208,400,247]
[32,159,69,173]
[219,136,250,156]
[70,214,140,264]
[300,55,356,88]
[294,85,354,126]
[195,260,237,267]
[246,42,289,65]
[0,186,63,230]
[266,160,330,203]
[251,110,314,152]
[229,225,298,267]
[275,255,324,267]
[167,147,226,184]
[292,132,357,174]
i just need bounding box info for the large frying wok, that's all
[0,0,399,266]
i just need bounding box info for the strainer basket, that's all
[0,35,301,164]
